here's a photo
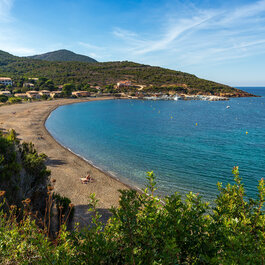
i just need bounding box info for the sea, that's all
[45,87,265,201]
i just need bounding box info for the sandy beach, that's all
[0,98,129,227]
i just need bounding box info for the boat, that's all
[173,95,182,101]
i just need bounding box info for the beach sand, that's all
[0,98,129,227]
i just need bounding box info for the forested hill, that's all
[27,49,97,63]
[0,50,253,97]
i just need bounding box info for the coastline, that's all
[0,98,131,227]
[43,106,141,193]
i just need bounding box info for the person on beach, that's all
[80,173,93,184]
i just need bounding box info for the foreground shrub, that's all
[0,168,264,264]
[0,197,75,264]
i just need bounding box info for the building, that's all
[14,93,28,99]
[0,77,12,86]
[39,90,51,96]
[117,81,132,88]
[72,91,90,97]
[50,91,62,98]
[23,83,35,88]
[90,85,101,90]
[26,91,41,99]
[116,80,132,88]
[0,91,11,97]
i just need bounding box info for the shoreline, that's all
[0,98,132,227]
[43,107,140,193]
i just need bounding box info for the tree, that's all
[43,80,55,91]
[0,95,8,103]
[62,83,75,97]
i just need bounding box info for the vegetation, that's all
[27,49,97,63]
[62,83,75,97]
[0,95,8,102]
[8,97,22,104]
[0,50,253,97]
[0,166,264,264]
[0,129,50,209]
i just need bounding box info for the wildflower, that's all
[0,190,6,197]
[22,198,31,204]
[69,203,74,208]
[10,205,16,210]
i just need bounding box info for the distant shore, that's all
[0,98,130,227]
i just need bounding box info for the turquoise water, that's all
[46,88,265,200]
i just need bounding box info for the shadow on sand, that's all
[72,204,113,229]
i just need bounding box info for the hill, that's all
[27,49,97,63]
[0,49,254,97]
[0,50,20,65]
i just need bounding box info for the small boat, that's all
[226,106,230,109]
[173,95,182,101]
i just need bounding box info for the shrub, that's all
[20,142,50,180]
[8,97,22,104]
[0,95,8,102]
[53,193,74,226]
[0,169,264,264]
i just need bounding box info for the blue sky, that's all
[1,0,265,86]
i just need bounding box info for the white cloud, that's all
[0,44,36,55]
[0,0,14,22]
[0,0,38,56]
[112,0,265,67]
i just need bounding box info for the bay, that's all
[46,87,265,200]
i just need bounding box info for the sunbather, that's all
[80,173,93,184]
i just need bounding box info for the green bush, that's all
[0,168,264,264]
[0,130,50,207]
[0,95,8,102]
[20,142,50,180]
[8,97,22,104]
[53,193,74,225]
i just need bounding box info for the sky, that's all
[1,0,265,86]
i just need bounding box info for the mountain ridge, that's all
[27,49,97,63]
[0,49,255,97]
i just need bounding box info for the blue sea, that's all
[46,87,265,201]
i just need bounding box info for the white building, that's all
[39,90,51,96]
[50,91,62,98]
[26,91,41,99]
[14,93,28,99]
[117,80,132,88]
[0,91,11,97]
[0,77,12,86]
[23,83,35,88]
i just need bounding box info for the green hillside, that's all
[27,49,97,63]
[0,50,253,97]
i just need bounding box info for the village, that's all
[0,77,229,103]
